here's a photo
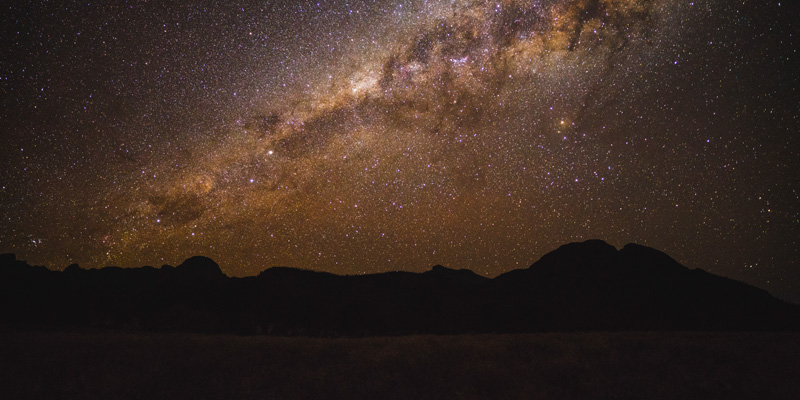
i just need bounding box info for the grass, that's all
[1,331,798,399]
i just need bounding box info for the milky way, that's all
[2,1,798,300]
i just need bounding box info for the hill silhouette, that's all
[1,240,798,335]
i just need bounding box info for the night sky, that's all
[2,1,798,301]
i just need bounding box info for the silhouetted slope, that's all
[491,241,794,331]
[1,241,798,335]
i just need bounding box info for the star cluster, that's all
[2,1,798,301]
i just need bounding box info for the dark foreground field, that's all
[1,332,798,399]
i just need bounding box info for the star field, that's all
[2,1,798,301]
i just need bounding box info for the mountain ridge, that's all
[1,240,798,335]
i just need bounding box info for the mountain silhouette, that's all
[1,240,797,335]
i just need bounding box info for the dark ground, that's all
[1,332,798,399]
